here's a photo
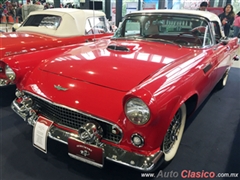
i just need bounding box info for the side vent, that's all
[107,45,130,52]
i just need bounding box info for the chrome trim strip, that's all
[105,148,163,171]
[105,157,155,171]
[69,153,103,168]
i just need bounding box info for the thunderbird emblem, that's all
[54,85,68,91]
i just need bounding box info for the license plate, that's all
[68,137,104,168]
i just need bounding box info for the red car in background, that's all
[0,8,112,87]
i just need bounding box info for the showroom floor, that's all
[0,60,240,180]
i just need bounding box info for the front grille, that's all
[26,93,122,143]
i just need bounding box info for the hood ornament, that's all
[54,85,68,91]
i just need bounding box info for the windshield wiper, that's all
[111,37,182,48]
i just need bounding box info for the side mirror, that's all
[12,23,21,32]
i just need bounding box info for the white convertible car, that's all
[12,8,112,35]
[0,8,112,87]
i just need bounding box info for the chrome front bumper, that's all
[11,99,163,171]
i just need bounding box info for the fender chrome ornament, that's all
[54,85,68,91]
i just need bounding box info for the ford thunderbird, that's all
[11,10,239,171]
[0,8,112,86]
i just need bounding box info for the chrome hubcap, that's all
[163,109,182,153]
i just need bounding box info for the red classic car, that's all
[0,8,112,86]
[11,10,239,171]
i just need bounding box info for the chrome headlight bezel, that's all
[124,98,150,125]
[5,65,16,81]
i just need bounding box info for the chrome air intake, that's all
[107,45,130,52]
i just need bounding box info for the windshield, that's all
[113,14,210,47]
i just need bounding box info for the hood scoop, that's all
[107,44,130,52]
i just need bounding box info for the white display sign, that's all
[33,116,53,153]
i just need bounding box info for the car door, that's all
[207,22,231,87]
[192,24,221,104]
[199,24,219,89]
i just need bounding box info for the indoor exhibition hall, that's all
[0,0,240,180]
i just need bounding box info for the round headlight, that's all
[5,65,16,81]
[125,98,150,125]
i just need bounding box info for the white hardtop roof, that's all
[130,9,221,23]
[17,8,106,37]
[29,8,106,18]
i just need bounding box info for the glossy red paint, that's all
[0,33,112,85]
[0,32,112,58]
[38,40,194,91]
[12,10,240,170]
[1,43,86,85]
[17,36,239,155]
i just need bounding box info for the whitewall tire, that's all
[162,103,186,162]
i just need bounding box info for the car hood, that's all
[0,32,62,57]
[39,39,194,91]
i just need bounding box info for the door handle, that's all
[203,63,212,74]
[226,46,231,51]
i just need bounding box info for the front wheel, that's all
[162,103,186,162]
